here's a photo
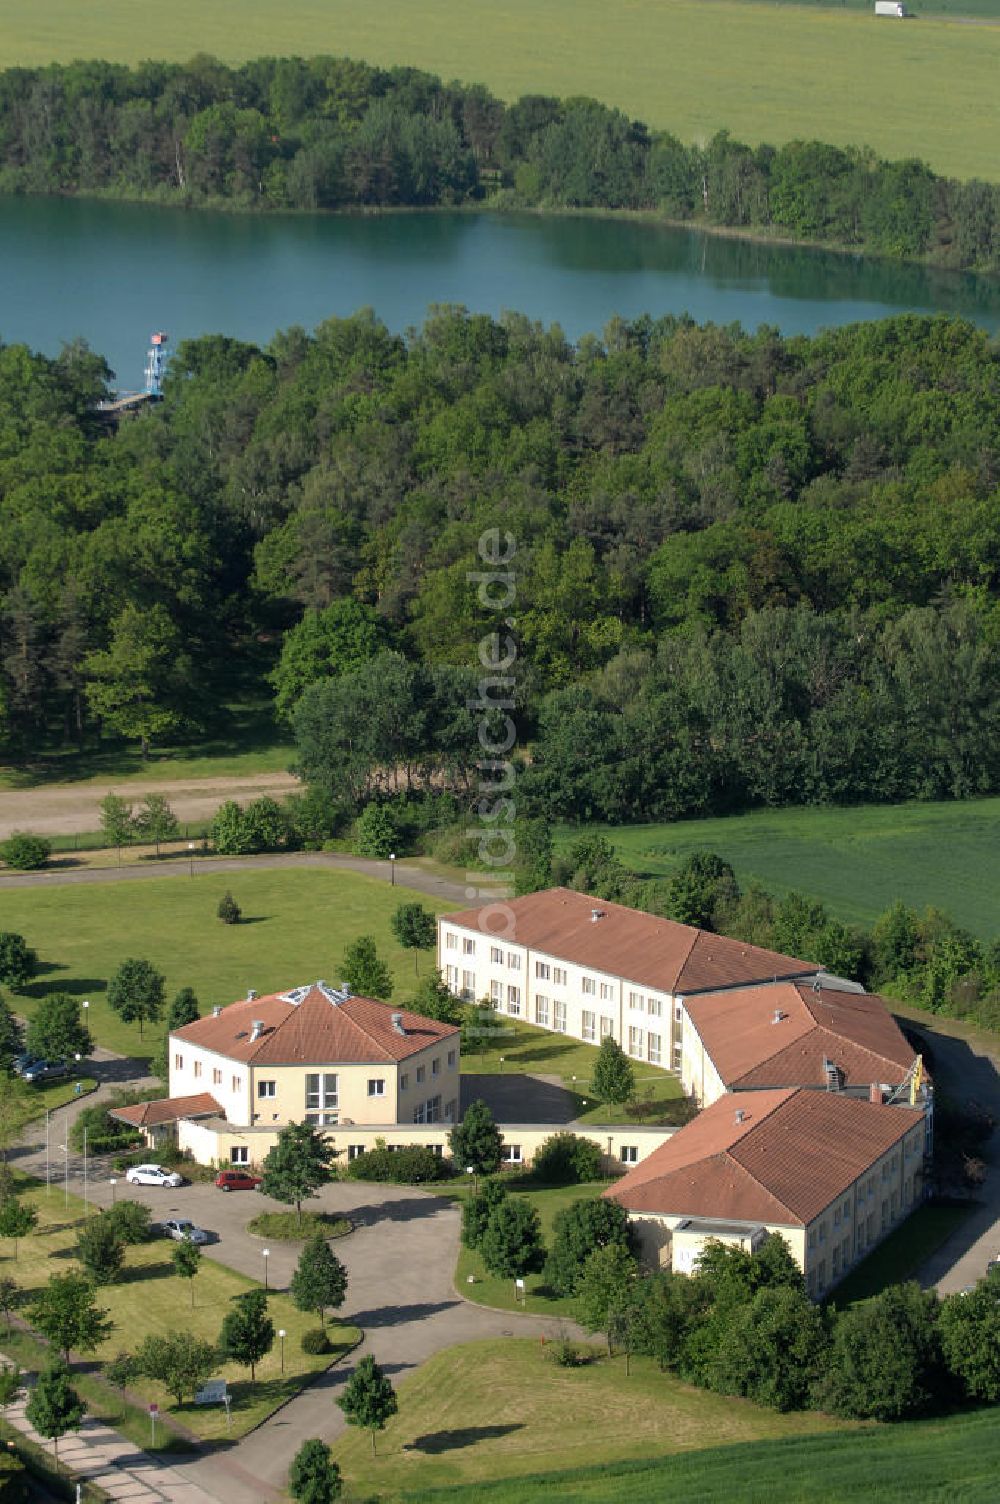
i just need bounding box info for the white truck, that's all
[875,2,908,16]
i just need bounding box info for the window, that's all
[535,994,550,1027]
[503,1144,523,1164]
[413,1095,442,1124]
[305,1074,338,1126]
[647,1033,662,1065]
[230,1145,248,1165]
[368,1079,386,1097]
[507,952,521,970]
[817,1258,827,1290]
[673,1002,683,1023]
[600,982,614,1001]
[416,1065,425,1084]
[628,990,643,1010]
[843,1199,850,1219]
[600,1016,614,1039]
[819,1221,827,1244]
[174,1054,183,1070]
[832,1247,841,1278]
[445,932,457,950]
[447,1050,456,1068]
[535,961,551,980]
[462,936,475,955]
[506,984,521,1016]
[490,946,503,963]
[628,1026,643,1059]
[834,1206,841,1228]
[553,1000,567,1033]
[446,964,459,988]
[490,979,502,1003]
[647,996,662,1018]
[347,1144,366,1161]
[620,1145,638,1165]
[672,1043,682,1069]
[881,1199,889,1231]
[553,967,567,986]
[231,1076,242,1094]
[842,1236,851,1266]
[432,1057,440,1076]
[808,1228,817,1251]
[582,977,596,996]
[582,1010,596,1043]
[257,1080,276,1099]
[462,970,475,998]
[445,1099,457,1122]
[191,1060,201,1079]
[400,1072,409,1091]
[212,1068,222,1085]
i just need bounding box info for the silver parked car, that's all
[161,1218,209,1245]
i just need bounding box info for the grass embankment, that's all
[566,797,1000,939]
[828,1201,976,1306]
[1,1182,359,1442]
[246,1210,351,1241]
[1,1076,99,1147]
[400,1403,1000,1504]
[331,1337,848,1496]
[0,868,455,1057]
[0,0,997,179]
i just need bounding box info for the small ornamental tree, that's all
[217,891,242,925]
[104,1351,138,1417]
[136,1332,218,1406]
[289,1234,348,1327]
[211,800,254,856]
[172,1237,202,1307]
[260,1122,338,1227]
[133,793,179,856]
[0,1362,21,1412]
[104,1200,152,1245]
[99,794,134,865]
[461,1177,508,1251]
[354,803,398,859]
[218,1288,274,1384]
[25,992,93,1062]
[406,970,462,1025]
[0,932,39,988]
[0,1197,37,1258]
[289,1438,343,1504]
[479,1198,545,1280]
[0,995,24,1072]
[0,1276,19,1329]
[390,902,437,975]
[28,1272,113,1363]
[591,1036,635,1110]
[107,957,165,1038]
[75,1214,125,1285]
[337,1353,398,1455]
[449,1100,504,1182]
[167,987,200,1031]
[341,935,393,1000]
[576,1243,640,1356]
[25,1360,85,1466]
[1,833,51,871]
[545,1198,633,1297]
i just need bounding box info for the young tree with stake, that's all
[390,902,437,975]
[107,958,165,1039]
[172,1238,202,1307]
[0,1197,37,1259]
[337,1354,397,1454]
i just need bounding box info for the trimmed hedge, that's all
[345,1145,453,1184]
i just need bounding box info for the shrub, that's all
[545,1198,634,1296]
[76,1214,125,1285]
[345,1146,451,1184]
[354,803,399,859]
[300,1327,332,1355]
[211,801,255,856]
[480,1198,545,1278]
[217,891,242,925]
[461,1177,508,1250]
[1,833,51,871]
[242,796,288,852]
[104,1201,152,1245]
[530,1133,604,1186]
[0,933,38,988]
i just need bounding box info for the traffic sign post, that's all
[149,1402,158,1446]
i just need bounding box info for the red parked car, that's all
[214,1169,262,1192]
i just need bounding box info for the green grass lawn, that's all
[565,797,1000,939]
[0,742,292,792]
[0,868,456,1057]
[331,1337,848,1497]
[400,1404,1000,1504]
[0,0,996,180]
[3,1182,359,1443]
[0,1076,99,1152]
[826,1201,976,1307]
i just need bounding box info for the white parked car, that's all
[125,1164,183,1188]
[161,1218,209,1245]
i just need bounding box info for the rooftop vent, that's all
[250,1019,265,1042]
[212,1005,222,1018]
[812,977,823,993]
[246,988,258,1002]
[591,908,605,923]
[772,1009,784,1025]
[734,1108,746,1125]
[824,1058,844,1092]
[391,1012,406,1035]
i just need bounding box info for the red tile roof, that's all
[171,984,459,1065]
[685,981,920,1091]
[110,1093,223,1128]
[443,888,815,995]
[606,1088,923,1226]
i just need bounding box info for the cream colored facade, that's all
[438,920,683,1070]
[680,1018,727,1107]
[177,1116,678,1173]
[169,1035,460,1134]
[625,1116,926,1298]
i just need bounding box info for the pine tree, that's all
[448,1100,504,1182]
[289,1438,343,1504]
[106,958,165,1038]
[218,1289,274,1384]
[341,935,393,999]
[167,987,200,1031]
[289,1235,348,1328]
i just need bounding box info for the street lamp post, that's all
[389,852,396,886]
[45,1110,51,1198]
[60,1144,69,1210]
[188,842,196,878]
[278,1328,286,1374]
[262,1248,270,1290]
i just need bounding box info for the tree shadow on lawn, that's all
[20,975,107,1001]
[406,1424,525,1454]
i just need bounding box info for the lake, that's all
[3,195,1000,389]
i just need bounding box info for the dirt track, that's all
[0,771,300,839]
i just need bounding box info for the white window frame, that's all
[257,1080,276,1099]
[367,1078,386,1098]
[647,1033,661,1065]
[535,994,549,1027]
[582,1009,596,1043]
[553,999,567,1034]
[230,1145,249,1165]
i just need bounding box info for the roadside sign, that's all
[148,1404,159,1415]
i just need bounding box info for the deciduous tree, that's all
[218,1289,274,1384]
[289,1438,343,1504]
[107,958,165,1039]
[289,1235,348,1327]
[479,1197,545,1279]
[337,1354,397,1454]
[136,1332,218,1405]
[25,1360,85,1465]
[25,993,93,1061]
[260,1122,337,1226]
[172,1238,202,1307]
[341,935,393,1000]
[390,902,437,975]
[591,1036,635,1110]
[448,1100,504,1181]
[28,1272,113,1363]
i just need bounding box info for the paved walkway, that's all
[1,1363,220,1504]
[0,850,484,906]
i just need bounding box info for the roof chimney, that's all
[212,1005,222,1018]
[246,988,258,1001]
[869,1082,884,1105]
[250,1019,265,1042]
[591,908,605,923]
[391,1013,406,1035]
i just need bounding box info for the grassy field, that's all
[827,1201,975,1305]
[400,1404,1000,1504]
[0,868,454,1057]
[564,797,1000,939]
[0,0,996,180]
[331,1337,847,1496]
[3,1181,359,1443]
[0,743,292,793]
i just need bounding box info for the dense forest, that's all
[2,55,1000,272]
[2,308,1000,829]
